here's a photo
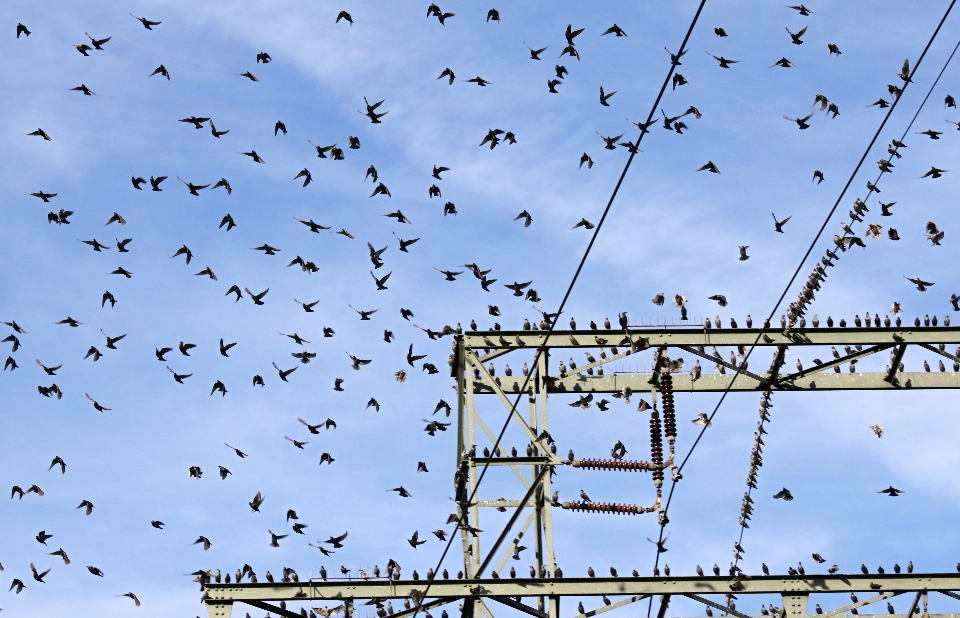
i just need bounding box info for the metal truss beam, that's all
[464,327,960,352]
[477,370,960,393]
[203,572,960,604]
[462,328,960,393]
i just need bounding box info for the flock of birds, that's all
[6,3,960,616]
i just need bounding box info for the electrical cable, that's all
[409,2,710,616]
[731,31,960,572]
[644,4,958,615]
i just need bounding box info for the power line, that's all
[410,2,709,615]
[731,31,960,566]
[645,3,959,611]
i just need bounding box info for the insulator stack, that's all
[649,409,664,486]
[572,458,651,472]
[560,501,642,515]
[659,371,676,444]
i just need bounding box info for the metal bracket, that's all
[205,602,233,618]
[782,593,809,618]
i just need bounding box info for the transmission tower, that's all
[202,324,960,618]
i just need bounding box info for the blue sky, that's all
[3,1,960,616]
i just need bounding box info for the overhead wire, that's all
[409,2,710,616]
[730,31,960,571]
[644,3,959,614]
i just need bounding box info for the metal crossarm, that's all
[202,573,960,618]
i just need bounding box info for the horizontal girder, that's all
[203,572,960,603]
[472,370,960,394]
[460,327,960,351]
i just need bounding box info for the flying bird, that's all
[707,53,739,68]
[773,213,792,232]
[786,26,807,44]
[921,167,948,178]
[437,68,456,84]
[785,113,814,129]
[120,592,141,606]
[130,13,161,29]
[599,86,616,106]
[904,276,934,292]
[150,64,170,79]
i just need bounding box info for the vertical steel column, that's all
[537,352,557,590]
[462,340,480,577]
[531,384,545,611]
